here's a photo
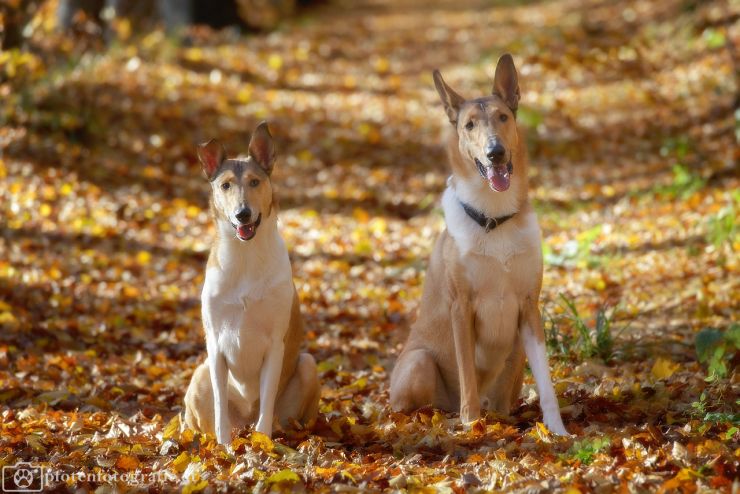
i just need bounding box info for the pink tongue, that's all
[238,224,254,238]
[486,166,510,192]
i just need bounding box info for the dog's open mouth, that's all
[234,213,261,241]
[476,158,513,192]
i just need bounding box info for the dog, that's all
[184,122,319,443]
[389,54,568,435]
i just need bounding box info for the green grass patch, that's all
[543,225,604,269]
[695,324,739,382]
[563,436,611,465]
[545,294,630,362]
[690,325,739,429]
[706,192,738,249]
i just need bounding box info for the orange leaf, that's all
[116,455,140,471]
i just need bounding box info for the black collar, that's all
[459,201,515,232]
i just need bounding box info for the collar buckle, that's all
[458,198,514,233]
[484,217,498,232]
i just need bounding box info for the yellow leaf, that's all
[237,87,252,104]
[266,469,300,484]
[249,431,274,452]
[182,479,208,494]
[0,311,18,326]
[530,422,553,443]
[651,358,679,380]
[184,47,203,62]
[314,466,337,478]
[163,414,181,440]
[268,54,283,70]
[369,218,387,235]
[676,468,698,481]
[374,57,390,73]
[60,183,73,196]
[123,285,140,298]
[171,452,190,473]
[537,422,550,436]
[136,250,152,265]
[353,208,370,223]
[180,427,195,444]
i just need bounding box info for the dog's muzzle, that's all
[233,213,262,241]
[475,158,513,192]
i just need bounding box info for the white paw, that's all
[255,420,272,438]
[216,431,231,445]
[544,415,571,437]
[460,404,480,425]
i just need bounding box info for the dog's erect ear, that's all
[248,121,276,175]
[197,139,225,180]
[492,53,520,114]
[433,70,465,125]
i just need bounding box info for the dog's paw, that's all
[255,419,272,438]
[215,424,232,446]
[216,432,231,446]
[544,416,571,437]
[460,404,481,425]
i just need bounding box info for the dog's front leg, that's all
[449,272,479,424]
[207,338,231,445]
[521,304,569,436]
[255,338,284,437]
[452,302,479,423]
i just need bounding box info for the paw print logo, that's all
[13,468,34,489]
[2,462,43,492]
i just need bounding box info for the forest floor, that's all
[0,0,738,492]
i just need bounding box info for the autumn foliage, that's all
[0,0,738,492]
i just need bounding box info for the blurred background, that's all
[0,0,738,490]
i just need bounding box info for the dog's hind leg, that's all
[275,352,319,429]
[390,348,449,412]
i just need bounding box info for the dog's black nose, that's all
[235,206,251,223]
[486,142,506,162]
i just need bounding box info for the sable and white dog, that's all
[184,122,319,443]
[389,55,568,435]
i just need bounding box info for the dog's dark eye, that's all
[221,182,231,191]
[465,121,474,131]
[249,179,260,187]
[499,114,508,122]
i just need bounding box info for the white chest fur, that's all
[441,181,541,268]
[201,216,293,389]
[441,181,543,363]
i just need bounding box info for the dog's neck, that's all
[212,211,281,273]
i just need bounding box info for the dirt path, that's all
[0,0,737,491]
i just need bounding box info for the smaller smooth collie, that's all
[389,55,568,435]
[184,122,319,443]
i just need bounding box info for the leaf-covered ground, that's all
[1,0,738,492]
